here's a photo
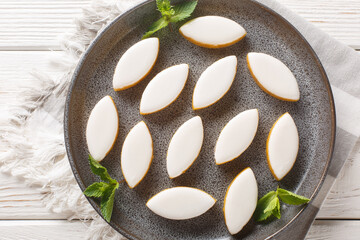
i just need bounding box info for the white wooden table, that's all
[0,0,359,239]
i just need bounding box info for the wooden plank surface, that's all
[0,51,63,110]
[0,0,359,50]
[0,0,89,50]
[0,173,70,219]
[0,219,359,240]
[278,0,360,49]
[307,220,360,239]
[0,220,88,240]
[318,142,360,219]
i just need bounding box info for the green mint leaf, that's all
[100,182,119,222]
[277,188,310,205]
[156,0,174,17]
[142,17,169,39]
[86,155,119,222]
[264,195,278,213]
[255,187,309,223]
[143,0,198,38]
[271,197,281,219]
[84,182,109,198]
[88,155,116,184]
[254,191,277,222]
[170,0,198,22]
[156,0,171,12]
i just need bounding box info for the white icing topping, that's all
[140,64,189,114]
[113,38,159,90]
[247,52,300,101]
[146,187,216,220]
[193,56,237,110]
[167,116,204,178]
[224,168,258,235]
[267,113,299,180]
[86,96,118,161]
[121,121,153,188]
[179,16,246,48]
[215,109,259,165]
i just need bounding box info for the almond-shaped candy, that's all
[86,96,118,161]
[180,16,246,48]
[167,116,204,178]
[121,121,153,188]
[267,112,299,180]
[113,38,159,90]
[247,52,300,101]
[193,56,237,110]
[140,64,189,115]
[224,167,258,235]
[146,187,216,220]
[215,109,259,165]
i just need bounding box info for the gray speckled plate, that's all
[64,0,335,239]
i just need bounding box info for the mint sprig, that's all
[84,155,119,222]
[170,1,198,22]
[277,188,310,205]
[254,187,310,222]
[143,0,198,39]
